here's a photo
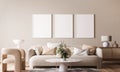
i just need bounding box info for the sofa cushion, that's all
[42,46,57,55]
[82,44,96,55]
[29,55,99,67]
[30,46,43,55]
[35,47,43,55]
[73,47,88,56]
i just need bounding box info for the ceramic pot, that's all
[102,42,109,47]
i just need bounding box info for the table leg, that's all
[59,63,67,72]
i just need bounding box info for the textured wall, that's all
[0,0,120,53]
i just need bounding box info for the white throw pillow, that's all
[47,42,60,48]
[35,48,40,55]
[31,46,43,55]
[73,47,88,56]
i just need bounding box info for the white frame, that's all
[74,14,94,38]
[53,14,73,38]
[32,14,52,38]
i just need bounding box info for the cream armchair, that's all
[1,48,26,72]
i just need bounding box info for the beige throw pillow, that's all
[42,46,56,55]
[67,47,74,55]
[82,44,96,55]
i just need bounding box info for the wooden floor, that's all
[28,63,120,72]
[1,62,120,72]
[100,62,120,72]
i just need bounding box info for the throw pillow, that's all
[35,48,39,55]
[67,47,74,55]
[28,49,36,56]
[73,47,88,56]
[42,46,57,55]
[31,46,43,55]
[82,44,96,55]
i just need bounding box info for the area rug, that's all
[29,68,100,72]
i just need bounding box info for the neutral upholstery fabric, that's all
[18,48,26,70]
[34,47,43,55]
[1,48,26,72]
[28,48,102,69]
[73,47,88,56]
[28,49,36,60]
[42,47,56,55]
[82,44,97,55]
[29,55,99,69]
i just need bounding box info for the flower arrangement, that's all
[56,42,71,61]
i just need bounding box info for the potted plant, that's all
[56,43,71,61]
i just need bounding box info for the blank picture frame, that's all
[74,14,94,38]
[53,14,73,38]
[32,14,52,38]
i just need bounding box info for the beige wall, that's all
[0,0,120,53]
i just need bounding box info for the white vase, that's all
[102,42,109,47]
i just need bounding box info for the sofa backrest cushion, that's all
[82,44,97,55]
[73,47,88,56]
[35,47,43,55]
[28,49,36,60]
[67,47,74,55]
[30,46,43,55]
[42,46,57,55]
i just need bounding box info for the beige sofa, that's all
[28,45,102,69]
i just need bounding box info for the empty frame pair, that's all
[32,14,94,38]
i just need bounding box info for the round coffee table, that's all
[46,58,81,72]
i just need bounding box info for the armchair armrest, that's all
[19,49,25,60]
[19,49,26,70]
